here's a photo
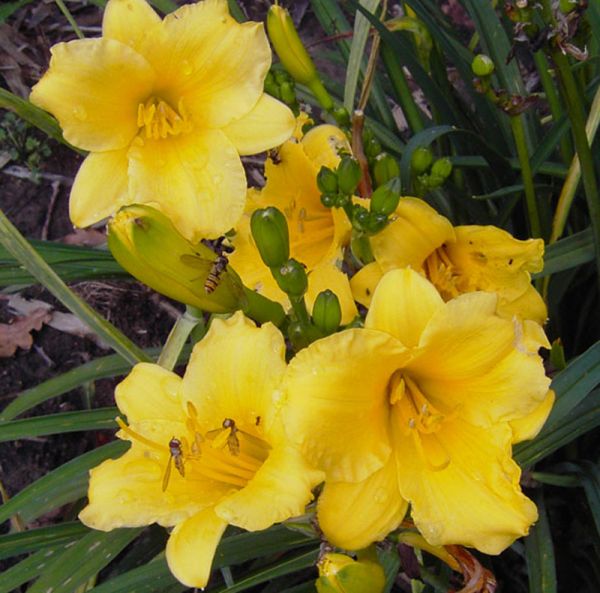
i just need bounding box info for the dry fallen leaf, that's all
[0,308,51,357]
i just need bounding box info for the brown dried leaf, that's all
[59,228,106,246]
[447,546,497,593]
[0,308,51,357]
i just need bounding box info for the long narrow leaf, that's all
[0,209,150,364]
[534,228,595,278]
[525,492,557,593]
[0,407,118,442]
[0,441,128,524]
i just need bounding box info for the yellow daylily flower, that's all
[229,124,358,323]
[350,198,547,323]
[30,0,295,241]
[284,268,552,553]
[79,313,322,589]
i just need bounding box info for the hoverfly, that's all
[207,418,240,456]
[162,437,186,492]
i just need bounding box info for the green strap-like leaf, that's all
[0,208,150,364]
[0,522,89,560]
[0,441,128,524]
[525,492,557,593]
[534,228,595,278]
[26,528,143,593]
[0,407,118,442]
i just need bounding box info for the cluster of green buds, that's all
[472,53,538,116]
[410,146,453,195]
[362,126,400,188]
[264,68,299,114]
[108,205,246,313]
[250,207,342,349]
[316,551,386,593]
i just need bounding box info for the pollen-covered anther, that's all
[137,98,191,140]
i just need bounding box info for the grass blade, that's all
[0,208,150,364]
[577,461,600,539]
[0,407,118,442]
[525,492,557,593]
[0,441,128,524]
[0,522,89,560]
[534,228,595,278]
[26,528,143,593]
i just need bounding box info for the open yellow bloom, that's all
[351,198,547,323]
[30,0,295,241]
[79,313,322,588]
[284,268,552,553]
[229,124,358,323]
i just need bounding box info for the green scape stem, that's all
[0,208,150,365]
[53,0,85,39]
[156,306,204,371]
[510,114,542,238]
[290,296,311,327]
[550,48,600,282]
[242,288,286,327]
[533,51,573,165]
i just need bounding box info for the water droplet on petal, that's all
[181,60,193,76]
[72,106,87,121]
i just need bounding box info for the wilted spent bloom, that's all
[108,204,245,313]
[79,313,323,589]
[351,197,547,323]
[284,268,553,553]
[230,123,358,323]
[316,552,386,593]
[30,0,295,241]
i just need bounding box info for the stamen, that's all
[137,98,191,140]
[115,417,164,452]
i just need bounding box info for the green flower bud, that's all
[108,205,245,313]
[321,193,336,208]
[337,156,362,194]
[316,553,386,593]
[427,173,445,188]
[273,258,308,297]
[365,137,383,158]
[431,157,453,179]
[280,81,297,105]
[367,212,389,234]
[250,207,290,268]
[317,166,339,194]
[472,54,495,77]
[274,69,290,85]
[332,106,351,127]
[372,153,400,187]
[370,177,401,215]
[312,289,342,334]
[411,146,433,175]
[559,0,576,13]
[353,204,370,232]
[335,194,351,208]
[267,5,333,111]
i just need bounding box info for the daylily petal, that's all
[500,284,548,325]
[216,445,323,531]
[510,389,555,443]
[371,198,455,271]
[366,268,444,348]
[30,38,154,152]
[166,507,228,589]
[144,0,270,128]
[284,328,409,482]
[79,444,223,530]
[128,128,246,240]
[222,94,295,155]
[393,416,538,554]
[408,293,551,424]
[318,456,408,550]
[181,312,286,437]
[115,362,182,424]
[103,0,161,53]
[69,148,129,227]
[306,258,358,325]
[349,261,384,308]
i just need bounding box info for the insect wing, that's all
[162,454,174,492]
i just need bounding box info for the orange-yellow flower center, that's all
[117,403,271,491]
[137,97,192,140]
[388,371,450,471]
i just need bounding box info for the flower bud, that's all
[280,81,297,106]
[250,207,290,268]
[321,193,336,208]
[332,106,351,127]
[267,5,333,111]
[273,259,308,297]
[337,156,362,194]
[317,166,339,194]
[312,290,342,334]
[472,54,495,77]
[108,205,245,313]
[316,553,386,593]
[372,153,400,187]
[411,147,433,174]
[370,177,401,215]
[365,137,383,158]
[431,157,453,180]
